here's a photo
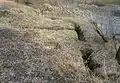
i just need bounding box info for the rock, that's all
[87,49,120,81]
[0,26,90,82]
[0,2,98,82]
[81,23,105,43]
[0,1,120,83]
[79,40,120,82]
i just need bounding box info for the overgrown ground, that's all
[0,0,120,83]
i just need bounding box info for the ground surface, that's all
[0,0,120,83]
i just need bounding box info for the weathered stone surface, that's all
[0,27,91,82]
[0,3,96,82]
[79,40,120,82]
[88,49,120,81]
[0,0,120,83]
[81,23,104,43]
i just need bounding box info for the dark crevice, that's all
[80,47,102,71]
[80,47,93,68]
[96,29,108,42]
[80,48,93,61]
[116,46,120,65]
[90,2,105,7]
[87,58,102,71]
[24,0,33,5]
[90,21,108,42]
[74,23,86,41]
[23,27,74,30]
[112,10,120,17]
[0,10,9,17]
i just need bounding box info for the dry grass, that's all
[52,54,86,75]
[0,1,119,83]
[50,54,104,83]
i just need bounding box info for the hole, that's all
[80,47,102,71]
[80,48,93,61]
[74,23,86,41]
[116,46,120,65]
[87,58,102,71]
